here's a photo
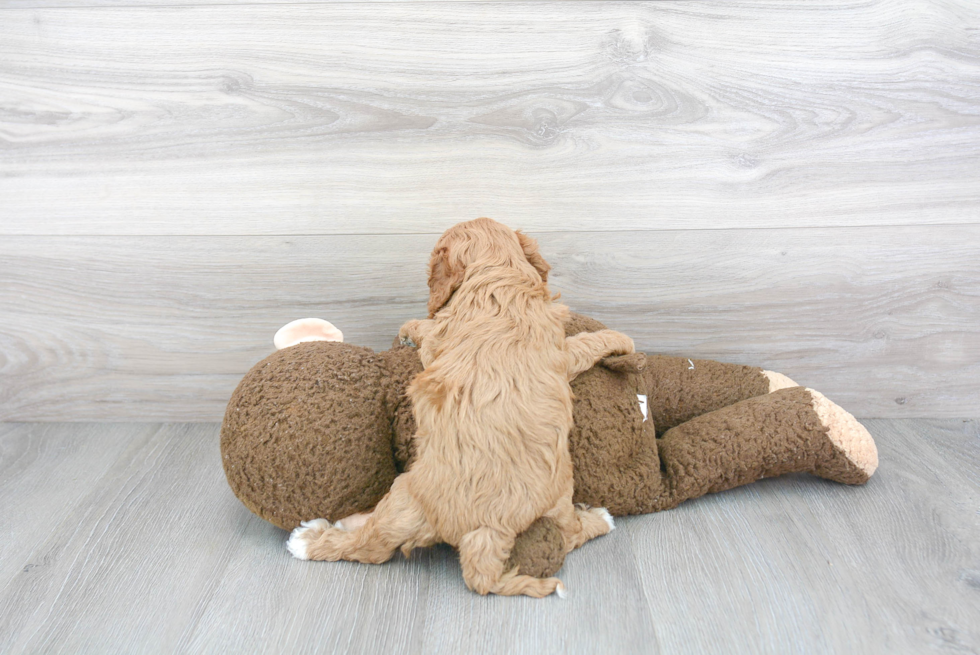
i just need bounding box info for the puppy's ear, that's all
[427,245,464,317]
[516,231,550,283]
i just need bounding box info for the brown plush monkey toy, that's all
[221,313,877,578]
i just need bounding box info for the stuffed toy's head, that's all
[222,320,423,531]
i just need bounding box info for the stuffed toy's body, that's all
[221,313,877,577]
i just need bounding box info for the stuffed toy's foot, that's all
[763,370,798,392]
[808,388,878,484]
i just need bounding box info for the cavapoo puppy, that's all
[288,218,635,597]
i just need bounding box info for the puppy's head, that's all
[426,217,551,317]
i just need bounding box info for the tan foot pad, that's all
[808,388,879,484]
[763,370,798,393]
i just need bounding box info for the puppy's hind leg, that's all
[546,491,615,553]
[288,475,434,564]
[458,527,564,598]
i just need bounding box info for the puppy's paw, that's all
[574,504,616,538]
[615,333,636,356]
[598,329,635,357]
[591,507,616,532]
[287,518,331,560]
[398,320,422,348]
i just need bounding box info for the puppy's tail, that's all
[492,568,565,598]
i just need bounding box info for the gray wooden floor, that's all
[1,420,977,654]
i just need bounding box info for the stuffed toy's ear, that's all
[274,318,344,350]
[515,230,550,283]
[427,245,465,318]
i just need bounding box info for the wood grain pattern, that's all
[2,1,979,235]
[0,420,976,653]
[0,423,243,652]
[0,423,154,585]
[628,417,980,654]
[2,225,977,421]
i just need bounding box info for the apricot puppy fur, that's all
[287,218,634,597]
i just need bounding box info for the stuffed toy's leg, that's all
[570,375,878,515]
[658,386,877,501]
[650,387,877,512]
[639,355,798,435]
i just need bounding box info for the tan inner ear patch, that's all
[274,318,344,350]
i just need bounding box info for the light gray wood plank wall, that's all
[1,1,978,234]
[1,226,977,421]
[1,0,978,420]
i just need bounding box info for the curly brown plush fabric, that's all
[567,363,660,515]
[659,386,871,499]
[641,356,771,435]
[563,312,609,336]
[221,343,399,530]
[381,345,424,472]
[222,319,638,531]
[504,517,566,578]
[569,385,872,516]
